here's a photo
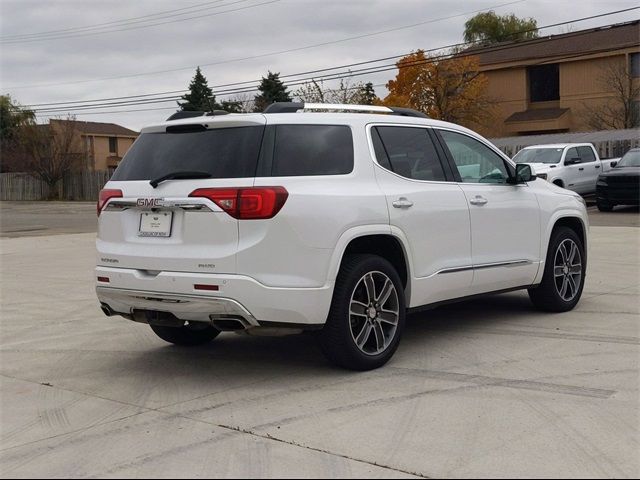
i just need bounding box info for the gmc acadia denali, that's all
[96,102,589,370]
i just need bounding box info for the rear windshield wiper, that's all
[149,171,212,188]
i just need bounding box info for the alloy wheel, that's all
[349,271,400,355]
[554,239,582,302]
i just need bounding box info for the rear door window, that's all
[374,126,446,181]
[111,126,265,181]
[270,125,354,176]
[577,146,596,163]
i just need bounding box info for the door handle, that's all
[595,165,601,169]
[469,195,488,206]
[392,197,413,209]
[578,167,584,171]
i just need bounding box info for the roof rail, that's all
[262,102,427,118]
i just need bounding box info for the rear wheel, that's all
[319,254,406,371]
[150,323,220,346]
[528,226,585,312]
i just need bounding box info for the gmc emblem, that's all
[137,198,164,207]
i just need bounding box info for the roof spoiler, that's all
[166,110,230,121]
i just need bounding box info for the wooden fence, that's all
[0,171,112,201]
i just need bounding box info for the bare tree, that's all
[583,59,640,130]
[294,78,378,105]
[17,117,85,199]
[227,93,255,113]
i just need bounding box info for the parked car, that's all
[96,102,589,370]
[513,143,618,194]
[596,147,640,211]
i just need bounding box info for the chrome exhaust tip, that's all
[210,315,251,332]
[100,303,114,317]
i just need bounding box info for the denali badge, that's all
[137,198,164,207]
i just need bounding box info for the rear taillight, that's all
[189,187,288,219]
[97,189,123,216]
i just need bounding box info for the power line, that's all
[0,0,279,45]
[0,0,230,40]
[27,12,640,113]
[5,0,526,89]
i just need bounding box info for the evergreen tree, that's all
[0,95,35,142]
[253,71,291,112]
[179,67,215,111]
[357,82,378,105]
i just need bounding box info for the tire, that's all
[150,323,220,346]
[597,201,614,212]
[528,226,585,312]
[319,254,406,371]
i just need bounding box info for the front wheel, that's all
[319,254,406,371]
[597,200,614,212]
[528,226,586,312]
[150,322,220,346]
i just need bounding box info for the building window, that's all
[632,101,640,128]
[528,64,559,103]
[631,53,640,78]
[108,137,118,154]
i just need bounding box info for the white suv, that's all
[96,102,589,370]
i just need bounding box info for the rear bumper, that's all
[95,266,332,326]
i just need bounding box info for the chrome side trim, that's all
[436,260,533,275]
[436,265,474,275]
[474,260,533,270]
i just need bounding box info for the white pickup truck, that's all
[513,143,618,194]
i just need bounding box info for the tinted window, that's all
[371,128,392,171]
[439,130,509,184]
[529,64,559,102]
[513,148,563,164]
[565,147,580,163]
[111,126,264,181]
[577,146,596,163]
[619,149,640,167]
[271,125,353,176]
[631,53,640,78]
[375,126,445,181]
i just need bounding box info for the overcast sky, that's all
[0,0,636,130]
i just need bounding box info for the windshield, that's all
[617,149,640,167]
[513,148,563,164]
[111,126,265,181]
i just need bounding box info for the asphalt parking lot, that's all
[0,202,639,478]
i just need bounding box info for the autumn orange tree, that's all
[382,50,493,128]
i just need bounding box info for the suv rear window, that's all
[270,125,353,176]
[111,126,264,181]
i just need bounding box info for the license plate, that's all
[138,211,173,237]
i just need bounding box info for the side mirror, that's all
[610,161,618,168]
[565,157,581,166]
[509,164,535,184]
